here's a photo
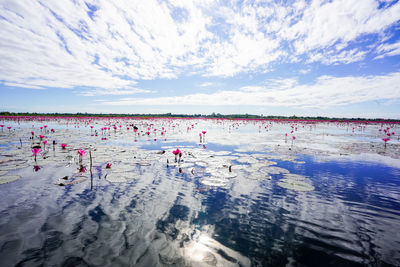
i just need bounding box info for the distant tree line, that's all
[0,111,399,123]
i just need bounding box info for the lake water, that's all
[0,117,399,266]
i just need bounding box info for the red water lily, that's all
[382,138,390,149]
[32,148,41,163]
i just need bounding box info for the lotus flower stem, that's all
[89,150,92,169]
[382,138,390,149]
[202,131,207,142]
[32,148,41,163]
[77,149,86,166]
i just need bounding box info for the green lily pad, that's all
[55,176,88,186]
[283,173,307,181]
[105,173,128,183]
[207,167,238,178]
[246,172,272,180]
[0,175,21,185]
[199,177,229,187]
[258,166,290,175]
[277,179,315,192]
[0,164,29,171]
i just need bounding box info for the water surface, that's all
[0,118,399,266]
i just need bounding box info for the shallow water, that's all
[0,118,399,266]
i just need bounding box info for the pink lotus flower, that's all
[173,148,182,162]
[32,148,41,155]
[39,135,44,139]
[51,129,55,133]
[61,144,67,149]
[32,148,41,162]
[172,148,180,155]
[201,131,207,142]
[106,163,112,168]
[382,137,390,148]
[77,149,86,156]
[77,149,86,165]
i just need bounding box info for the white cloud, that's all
[308,49,368,65]
[375,41,400,59]
[77,88,151,97]
[199,82,214,87]
[281,0,400,55]
[3,82,45,90]
[0,0,399,93]
[299,68,311,74]
[101,72,400,108]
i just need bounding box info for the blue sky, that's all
[1,0,400,118]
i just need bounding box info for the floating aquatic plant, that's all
[0,175,21,185]
[276,178,315,192]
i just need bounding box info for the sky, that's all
[0,0,400,118]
